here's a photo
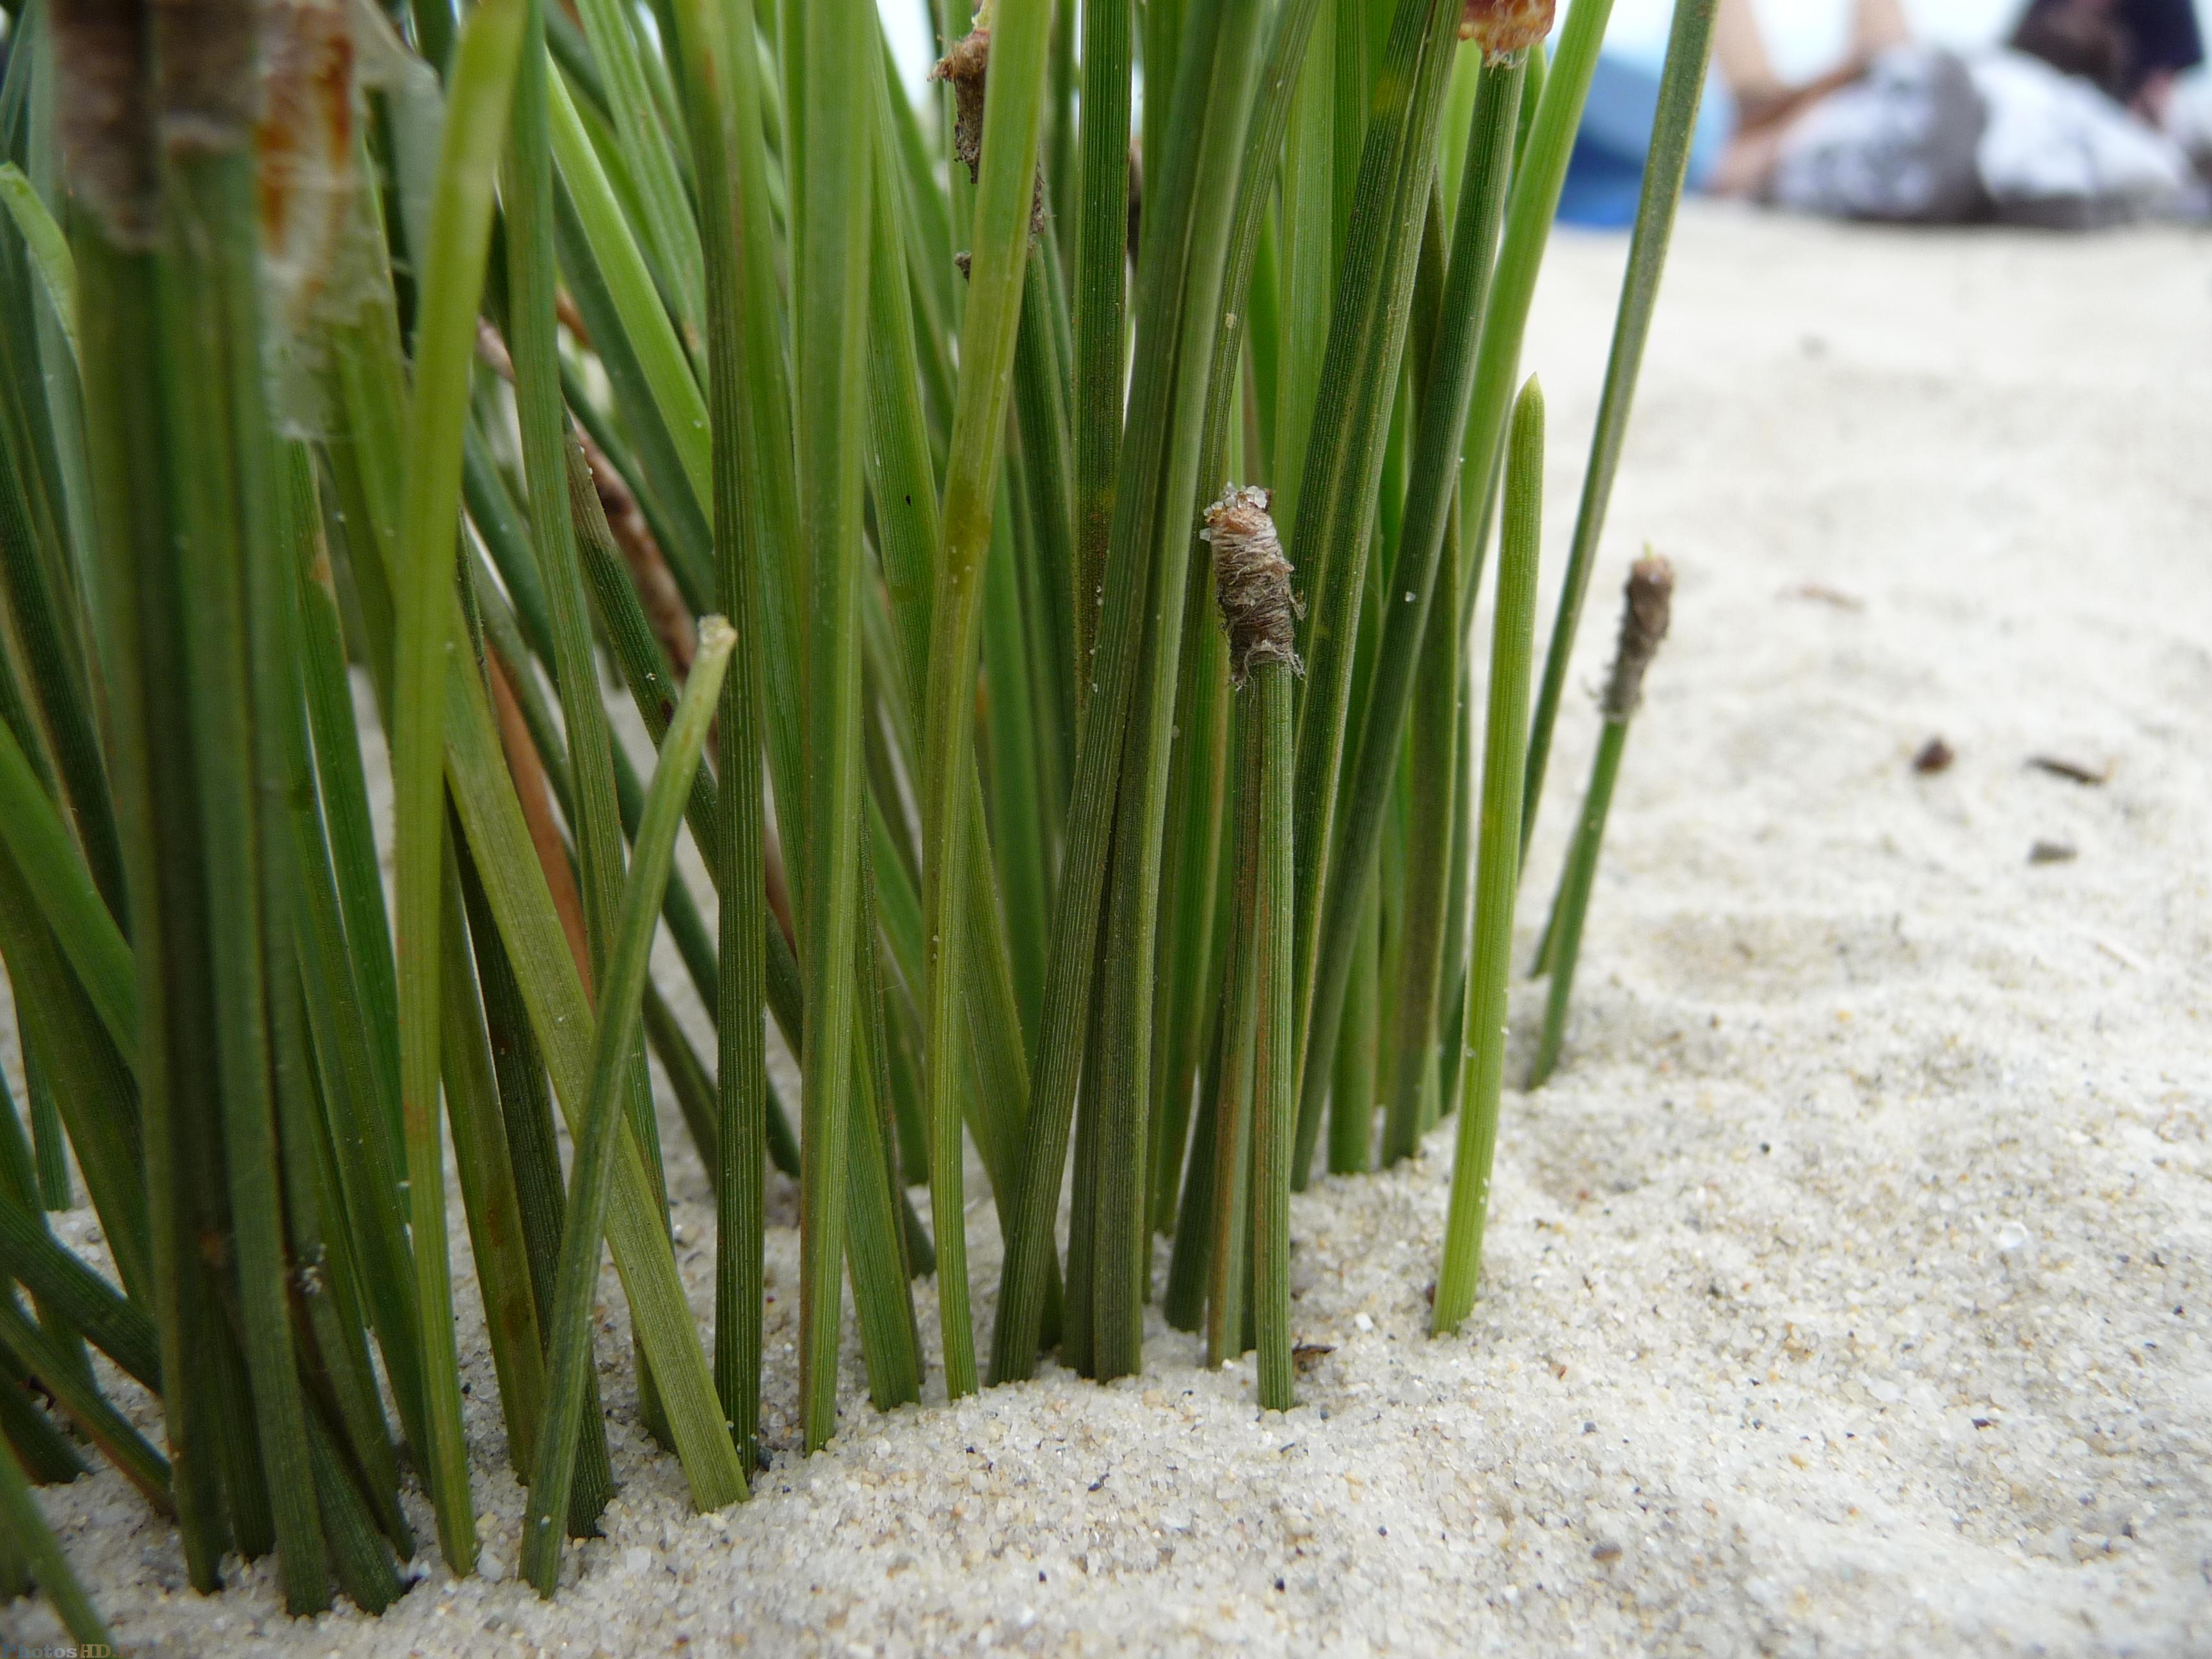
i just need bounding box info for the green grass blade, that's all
[1070,0,1131,716]
[1520,0,1714,854]
[1143,570,1231,1237]
[319,162,745,1521]
[61,40,230,1571]
[23,1057,67,1214]
[0,1430,109,1644]
[856,38,1043,1322]
[789,0,880,1448]
[281,469,429,1464]
[0,1292,168,1512]
[1532,717,1623,1086]
[982,495,1050,1048]
[864,55,945,717]
[1281,0,1462,1187]
[548,188,716,608]
[1205,758,1258,1370]
[0,1064,35,1208]
[568,0,705,329]
[1432,664,1479,1130]
[303,1407,404,1614]
[991,0,1277,1386]
[1296,49,1525,1181]
[1433,377,1543,1334]
[389,0,531,1572]
[545,63,711,510]
[1328,881,1379,1174]
[279,1017,413,1560]
[509,13,632,992]
[294,457,405,1126]
[1248,662,1297,1409]
[0,424,124,926]
[159,115,328,1605]
[1008,222,1078,766]
[437,604,742,1522]
[1379,502,1462,1165]
[0,163,75,368]
[1533,554,1671,1081]
[1162,961,1229,1330]
[0,847,147,1301]
[456,842,616,1531]
[1086,0,1308,1377]
[0,1185,156,1388]
[1455,0,1614,639]
[509,7,680,1439]
[919,0,1053,1400]
[1272,0,1334,540]
[846,849,924,1406]
[1141,0,1322,1248]
[0,715,131,1058]
[522,616,738,1596]
[692,26,806,843]
[0,1343,85,1486]
[437,829,548,1479]
[663,0,773,1463]
[1007,453,1072,862]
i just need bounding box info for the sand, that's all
[7,203,2211,1657]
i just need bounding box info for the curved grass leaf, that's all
[389,0,531,1571]
[522,616,739,1595]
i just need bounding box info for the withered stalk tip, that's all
[1601,554,1674,721]
[931,29,992,186]
[1203,485,1302,686]
[1460,0,1556,61]
[932,23,1048,238]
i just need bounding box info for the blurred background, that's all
[888,0,2212,228]
[883,1,2212,88]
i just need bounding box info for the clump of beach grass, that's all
[0,0,1716,1628]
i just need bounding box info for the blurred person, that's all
[1555,0,1900,224]
[2009,0,2204,123]
[1702,0,2197,221]
[1712,0,1914,193]
[1708,0,1990,214]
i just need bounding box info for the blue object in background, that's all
[1557,50,1736,226]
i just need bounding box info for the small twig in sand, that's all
[1786,581,1864,611]
[2027,755,2110,787]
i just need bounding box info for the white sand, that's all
[10,204,2211,1656]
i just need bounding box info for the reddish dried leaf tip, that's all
[932,28,992,184]
[257,0,354,241]
[1602,554,1674,721]
[1203,485,1303,686]
[1461,0,1556,60]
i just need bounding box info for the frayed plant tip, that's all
[1601,554,1673,721]
[1461,0,1555,60]
[1203,486,1302,687]
[933,30,993,186]
[257,0,357,340]
[932,24,1048,236]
